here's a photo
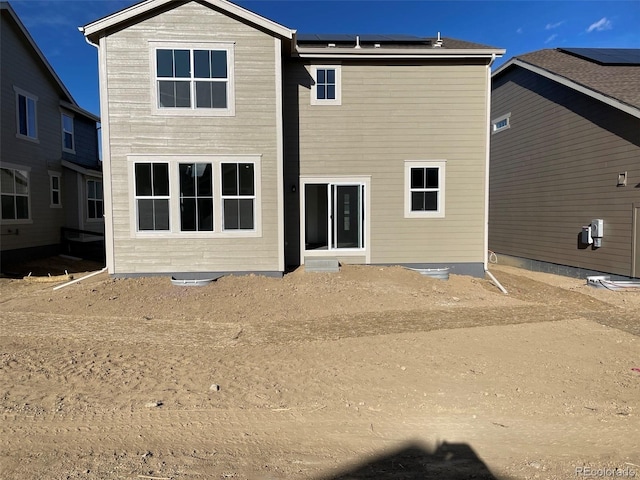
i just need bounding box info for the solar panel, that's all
[559,48,640,65]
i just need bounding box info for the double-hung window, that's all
[404,160,446,218]
[14,87,37,140]
[87,179,103,220]
[50,172,61,207]
[311,65,341,105]
[222,163,255,230]
[61,113,75,152]
[179,163,213,231]
[153,43,234,115]
[135,163,170,231]
[1,167,30,220]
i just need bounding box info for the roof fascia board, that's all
[296,48,504,59]
[61,160,102,177]
[60,100,100,123]
[493,58,640,119]
[82,0,293,41]
[1,2,76,104]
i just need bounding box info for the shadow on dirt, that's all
[319,440,512,479]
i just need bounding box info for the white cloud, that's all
[545,21,565,30]
[545,34,558,44]
[517,27,523,34]
[587,17,613,33]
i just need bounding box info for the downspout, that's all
[484,54,507,294]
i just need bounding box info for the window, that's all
[87,179,103,220]
[222,163,255,230]
[311,65,341,105]
[50,172,61,207]
[14,87,37,140]
[62,113,74,152]
[179,163,213,231]
[1,167,30,220]
[492,113,511,134]
[152,43,234,116]
[135,163,170,231]
[404,160,446,218]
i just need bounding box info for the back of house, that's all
[82,0,504,278]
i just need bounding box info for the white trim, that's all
[82,0,294,43]
[296,48,504,60]
[310,65,342,106]
[275,37,285,272]
[404,160,446,219]
[149,41,236,117]
[48,171,62,208]
[61,112,76,153]
[484,60,493,270]
[61,160,102,178]
[127,154,262,239]
[299,176,371,264]
[491,112,511,134]
[98,35,115,274]
[14,86,38,141]
[493,58,640,120]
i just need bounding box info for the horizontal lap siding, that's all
[286,61,488,264]
[0,13,65,251]
[489,67,640,277]
[105,2,280,274]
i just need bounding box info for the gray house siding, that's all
[285,59,490,274]
[489,66,640,278]
[101,1,282,275]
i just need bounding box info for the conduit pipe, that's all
[486,269,508,295]
[53,267,108,291]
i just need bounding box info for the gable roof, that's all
[493,48,640,119]
[82,0,295,44]
[0,1,100,122]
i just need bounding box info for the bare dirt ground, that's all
[1,256,639,480]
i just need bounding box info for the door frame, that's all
[300,176,371,264]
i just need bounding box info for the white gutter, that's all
[484,53,497,272]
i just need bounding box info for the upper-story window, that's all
[492,113,511,134]
[61,113,75,152]
[311,65,342,106]
[152,42,235,116]
[14,87,38,141]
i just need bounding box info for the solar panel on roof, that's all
[559,48,640,65]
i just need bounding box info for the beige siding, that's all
[103,2,281,274]
[489,67,640,277]
[0,12,65,252]
[285,60,489,265]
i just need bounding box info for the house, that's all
[81,0,504,278]
[0,2,103,266]
[490,48,640,279]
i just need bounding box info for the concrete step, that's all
[304,257,340,273]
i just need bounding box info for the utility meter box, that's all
[591,219,604,247]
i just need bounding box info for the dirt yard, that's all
[1,257,639,480]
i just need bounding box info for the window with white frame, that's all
[311,65,341,105]
[179,163,213,231]
[61,113,74,152]
[492,113,511,134]
[221,163,255,230]
[152,43,234,115]
[404,160,446,218]
[15,87,37,140]
[1,167,30,220]
[87,179,103,220]
[50,172,61,207]
[135,163,170,231]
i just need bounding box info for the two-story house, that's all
[1,2,103,266]
[81,0,504,278]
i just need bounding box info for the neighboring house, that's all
[81,0,504,278]
[490,48,640,279]
[0,2,103,266]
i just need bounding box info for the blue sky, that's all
[9,0,640,117]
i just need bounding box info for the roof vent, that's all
[355,35,361,49]
[434,32,443,48]
[328,43,336,48]
[374,43,381,48]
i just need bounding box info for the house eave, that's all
[493,58,640,119]
[60,100,100,123]
[61,160,103,178]
[81,0,294,44]
[295,47,505,60]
